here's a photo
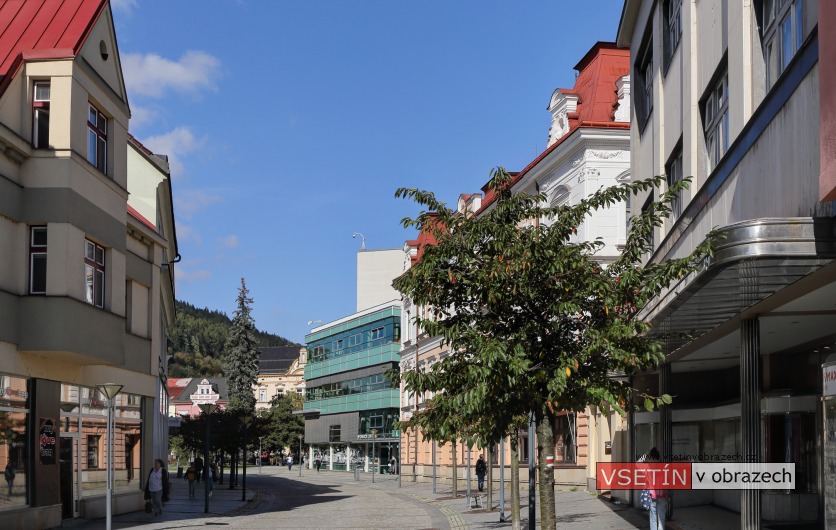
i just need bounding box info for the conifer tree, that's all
[222,278,259,414]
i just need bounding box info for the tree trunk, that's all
[219,453,225,485]
[486,444,493,510]
[511,430,521,530]
[452,441,458,497]
[537,414,556,530]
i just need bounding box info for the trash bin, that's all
[353,464,360,481]
[176,466,183,479]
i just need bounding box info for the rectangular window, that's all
[329,425,341,443]
[762,0,804,89]
[259,388,266,402]
[641,195,655,251]
[666,147,684,220]
[635,34,653,132]
[87,435,100,468]
[663,0,682,68]
[84,239,105,308]
[702,70,729,172]
[87,104,107,173]
[33,82,50,148]
[370,327,385,341]
[30,226,47,294]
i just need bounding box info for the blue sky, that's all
[111,1,624,344]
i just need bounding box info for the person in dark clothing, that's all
[194,456,204,482]
[315,454,322,472]
[475,454,487,492]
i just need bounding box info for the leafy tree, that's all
[393,168,720,529]
[257,393,305,456]
[222,278,260,414]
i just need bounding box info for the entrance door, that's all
[59,437,78,519]
[825,397,836,530]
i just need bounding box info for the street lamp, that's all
[297,434,304,477]
[370,429,378,483]
[352,232,366,250]
[198,403,219,514]
[238,415,252,502]
[94,384,122,530]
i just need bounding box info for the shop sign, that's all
[39,418,57,465]
[824,363,836,397]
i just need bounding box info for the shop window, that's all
[33,82,50,148]
[87,104,107,173]
[29,226,47,294]
[84,239,105,307]
[765,412,816,492]
[555,414,577,464]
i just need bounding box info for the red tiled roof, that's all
[478,42,630,213]
[166,378,193,401]
[407,213,439,266]
[0,0,107,86]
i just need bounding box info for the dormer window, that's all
[33,82,50,148]
[87,104,107,174]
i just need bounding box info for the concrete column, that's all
[308,445,314,469]
[364,445,369,472]
[740,317,761,529]
[329,445,334,471]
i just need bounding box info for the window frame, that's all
[84,239,105,308]
[29,226,47,294]
[701,68,729,172]
[663,0,683,70]
[87,104,107,174]
[33,82,50,148]
[666,145,684,221]
[635,30,654,134]
[761,0,804,89]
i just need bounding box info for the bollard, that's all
[354,464,360,481]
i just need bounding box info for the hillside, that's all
[167,300,299,377]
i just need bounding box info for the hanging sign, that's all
[39,418,57,465]
[824,362,836,397]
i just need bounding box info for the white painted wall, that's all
[356,248,403,312]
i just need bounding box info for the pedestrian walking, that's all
[4,462,15,496]
[389,455,397,475]
[144,459,170,516]
[644,447,667,530]
[194,455,204,482]
[475,454,487,492]
[185,462,197,498]
[315,453,322,472]
[286,455,293,471]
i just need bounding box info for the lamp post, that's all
[370,429,378,483]
[238,415,252,502]
[297,434,304,477]
[95,384,122,530]
[198,403,219,514]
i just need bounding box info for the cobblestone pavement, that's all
[66,466,649,529]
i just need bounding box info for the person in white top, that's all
[144,459,169,516]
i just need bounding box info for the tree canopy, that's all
[393,167,720,528]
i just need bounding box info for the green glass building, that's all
[302,300,401,473]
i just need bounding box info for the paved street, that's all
[67,466,649,529]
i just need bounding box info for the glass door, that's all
[59,436,78,519]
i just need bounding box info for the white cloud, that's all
[175,266,212,283]
[141,127,204,177]
[122,51,220,99]
[111,0,138,13]
[174,189,222,218]
[129,105,157,130]
[219,235,240,249]
[175,223,202,244]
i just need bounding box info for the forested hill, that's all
[167,300,299,377]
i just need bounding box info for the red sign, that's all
[597,462,692,490]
